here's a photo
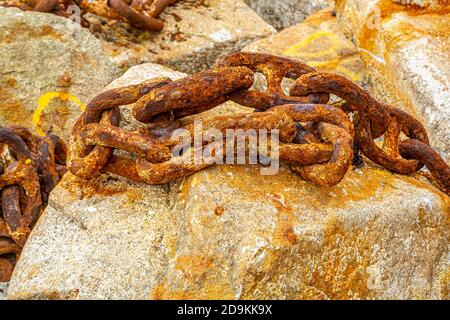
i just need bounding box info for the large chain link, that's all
[0,126,67,281]
[67,52,450,195]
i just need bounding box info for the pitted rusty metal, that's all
[291,72,449,192]
[0,126,67,281]
[290,72,390,138]
[68,53,449,195]
[2,0,178,31]
[106,0,164,31]
[147,0,180,18]
[104,0,181,31]
[216,52,330,110]
[69,77,172,179]
[132,67,254,123]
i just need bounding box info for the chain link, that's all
[1,0,179,31]
[0,126,67,281]
[67,52,449,194]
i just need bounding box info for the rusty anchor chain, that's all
[68,52,450,195]
[1,0,180,31]
[0,126,67,282]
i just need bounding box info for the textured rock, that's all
[94,0,276,73]
[8,63,450,300]
[0,7,119,142]
[394,0,447,8]
[243,0,334,30]
[335,0,450,161]
[244,8,369,86]
[0,283,7,300]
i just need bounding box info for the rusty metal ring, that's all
[132,67,254,123]
[215,52,330,110]
[355,105,429,175]
[148,0,180,18]
[399,139,450,193]
[270,105,354,186]
[290,72,390,138]
[68,78,170,179]
[107,0,164,31]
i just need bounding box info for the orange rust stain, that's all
[214,206,224,216]
[62,174,128,199]
[358,0,450,53]
[151,282,234,300]
[151,254,235,300]
[56,73,73,88]
[269,193,299,246]
[0,77,30,126]
[213,164,385,209]
[0,23,64,41]
[307,215,371,299]
[175,255,213,278]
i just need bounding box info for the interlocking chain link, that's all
[0,126,67,281]
[68,52,450,195]
[1,0,180,31]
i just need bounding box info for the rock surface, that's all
[0,283,7,300]
[7,63,450,300]
[93,0,276,73]
[0,7,119,142]
[394,0,447,8]
[244,8,368,86]
[335,0,450,161]
[243,0,334,30]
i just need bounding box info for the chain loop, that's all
[216,52,330,110]
[67,53,449,195]
[1,126,67,281]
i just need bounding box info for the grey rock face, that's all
[97,0,276,73]
[0,283,7,300]
[243,0,334,30]
[0,7,119,141]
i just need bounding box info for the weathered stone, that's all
[92,0,276,73]
[0,7,119,142]
[394,0,446,8]
[244,8,369,87]
[335,0,450,161]
[0,283,7,300]
[243,0,334,30]
[7,64,450,300]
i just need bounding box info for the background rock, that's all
[0,7,119,142]
[244,8,369,87]
[394,0,447,8]
[0,283,6,300]
[7,63,450,300]
[94,0,276,73]
[335,0,450,161]
[243,0,334,30]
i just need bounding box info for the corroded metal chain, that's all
[68,52,450,195]
[106,0,180,31]
[1,0,179,31]
[0,126,67,281]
